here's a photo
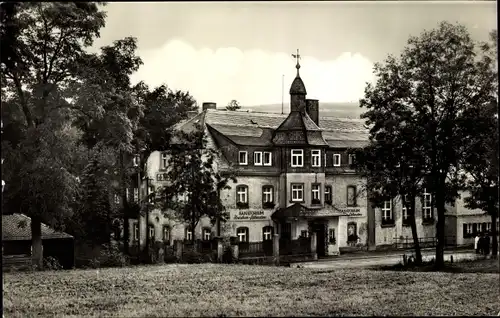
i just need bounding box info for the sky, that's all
[91,1,497,107]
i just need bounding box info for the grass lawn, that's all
[3,263,500,317]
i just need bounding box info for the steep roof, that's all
[175,109,369,149]
[2,214,74,241]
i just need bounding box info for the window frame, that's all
[348,154,356,166]
[161,152,168,169]
[262,226,274,241]
[185,226,193,241]
[238,151,248,165]
[333,154,341,167]
[202,227,212,241]
[114,194,120,204]
[148,224,155,240]
[324,185,332,204]
[263,151,273,166]
[381,200,394,225]
[163,225,170,242]
[291,149,304,168]
[291,183,304,202]
[254,151,263,166]
[311,150,321,167]
[262,185,274,205]
[236,185,249,204]
[236,227,249,243]
[311,183,321,205]
[133,188,139,202]
[422,189,433,221]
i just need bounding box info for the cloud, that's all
[131,38,376,106]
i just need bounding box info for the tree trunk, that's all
[120,151,129,255]
[434,185,446,270]
[31,216,43,270]
[490,208,498,259]
[408,195,422,264]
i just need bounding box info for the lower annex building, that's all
[123,58,497,256]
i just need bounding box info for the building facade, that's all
[126,60,496,256]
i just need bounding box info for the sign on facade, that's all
[232,210,268,221]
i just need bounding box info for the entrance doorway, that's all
[311,222,327,257]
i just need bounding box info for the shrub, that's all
[43,256,63,271]
[182,250,206,264]
[97,243,129,268]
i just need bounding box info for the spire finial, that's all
[292,49,301,76]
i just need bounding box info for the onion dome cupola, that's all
[272,49,328,147]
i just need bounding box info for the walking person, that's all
[484,232,491,257]
[474,233,480,254]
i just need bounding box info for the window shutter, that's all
[463,224,467,238]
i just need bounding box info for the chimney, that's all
[306,99,319,125]
[202,102,217,111]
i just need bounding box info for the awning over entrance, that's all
[271,203,366,221]
[271,203,321,221]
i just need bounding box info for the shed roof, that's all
[2,214,73,241]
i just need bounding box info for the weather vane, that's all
[292,49,301,75]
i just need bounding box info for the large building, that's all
[127,59,497,256]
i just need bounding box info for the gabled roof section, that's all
[272,111,328,146]
[2,214,73,241]
[173,109,369,149]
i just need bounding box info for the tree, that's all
[226,99,241,111]
[460,30,498,258]
[358,22,497,269]
[0,2,107,268]
[159,124,236,244]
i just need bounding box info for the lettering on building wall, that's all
[232,210,267,221]
[332,207,364,217]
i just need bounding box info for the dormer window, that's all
[254,152,263,166]
[291,149,304,167]
[311,150,321,167]
[238,151,248,165]
[263,152,272,166]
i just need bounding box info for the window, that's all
[325,186,332,204]
[163,226,170,242]
[381,200,394,225]
[333,154,341,167]
[463,223,473,238]
[185,227,193,241]
[203,228,211,241]
[254,152,263,166]
[422,189,433,220]
[161,153,168,169]
[263,152,272,166]
[157,173,167,181]
[126,188,130,201]
[133,223,139,241]
[262,186,274,209]
[134,188,139,202]
[311,150,321,167]
[238,151,248,165]
[300,230,309,238]
[291,149,304,167]
[262,226,274,241]
[311,184,321,205]
[237,227,249,242]
[347,186,357,206]
[148,225,155,240]
[114,194,120,204]
[348,154,356,166]
[486,222,492,232]
[291,184,304,202]
[328,228,336,245]
[236,185,249,208]
[402,195,409,224]
[148,186,154,203]
[133,155,140,167]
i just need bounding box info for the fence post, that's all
[273,234,280,265]
[175,240,183,261]
[216,238,223,263]
[310,232,318,260]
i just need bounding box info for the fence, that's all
[239,241,274,257]
[279,238,312,256]
[2,254,32,270]
[393,236,457,250]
